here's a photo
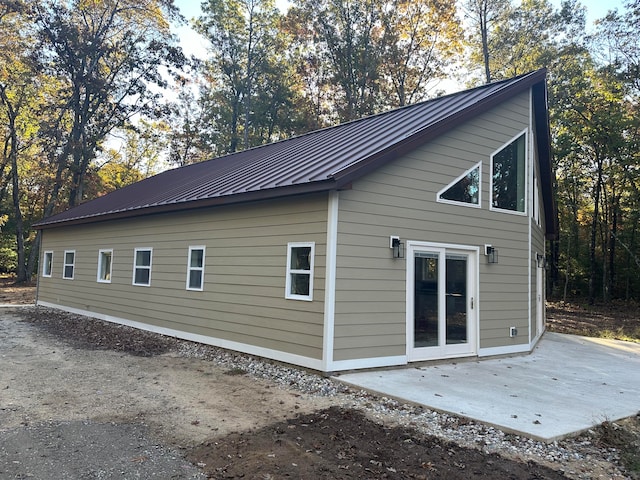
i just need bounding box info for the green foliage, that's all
[196,0,295,153]
[1,0,639,304]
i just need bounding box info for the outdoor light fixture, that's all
[536,253,547,269]
[485,244,498,264]
[390,236,404,259]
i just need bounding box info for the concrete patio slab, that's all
[334,333,640,442]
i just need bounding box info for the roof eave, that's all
[35,179,338,229]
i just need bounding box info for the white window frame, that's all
[63,250,75,279]
[436,161,482,208]
[42,251,53,278]
[285,242,315,301]
[186,246,206,291]
[97,249,113,283]
[132,247,153,287]
[490,129,528,216]
[533,171,541,226]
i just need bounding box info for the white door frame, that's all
[406,241,479,362]
[536,262,545,339]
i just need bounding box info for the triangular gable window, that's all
[437,162,481,207]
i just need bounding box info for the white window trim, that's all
[97,249,113,284]
[132,247,153,287]
[489,129,528,216]
[285,242,315,301]
[186,245,206,291]
[42,251,53,278]
[436,161,482,208]
[62,250,75,280]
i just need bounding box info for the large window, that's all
[63,250,75,279]
[133,248,152,286]
[97,249,113,283]
[437,163,481,207]
[186,246,205,291]
[491,133,527,213]
[42,251,53,277]
[285,242,314,301]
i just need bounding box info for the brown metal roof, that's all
[35,69,556,236]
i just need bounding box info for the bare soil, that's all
[1,277,639,479]
[0,275,35,305]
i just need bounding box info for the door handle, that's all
[470,297,474,309]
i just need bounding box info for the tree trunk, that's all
[607,199,618,301]
[244,8,254,151]
[10,127,27,283]
[481,13,491,83]
[1,86,27,282]
[588,156,603,305]
[26,230,41,281]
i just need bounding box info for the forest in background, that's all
[0,0,639,305]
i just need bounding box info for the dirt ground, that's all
[0,276,35,305]
[547,300,640,341]
[1,278,639,479]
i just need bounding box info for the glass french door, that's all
[407,245,477,361]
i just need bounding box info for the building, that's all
[35,69,556,372]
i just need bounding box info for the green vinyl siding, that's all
[333,91,533,361]
[38,194,328,359]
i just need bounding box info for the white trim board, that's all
[329,355,407,372]
[478,343,531,358]
[36,301,324,371]
[322,190,339,371]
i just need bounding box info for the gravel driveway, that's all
[0,306,635,479]
[0,307,330,479]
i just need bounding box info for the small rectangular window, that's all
[285,242,314,301]
[186,246,205,291]
[63,250,75,279]
[97,249,113,283]
[42,251,53,277]
[133,248,152,286]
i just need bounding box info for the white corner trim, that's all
[528,87,534,344]
[478,343,531,358]
[328,355,407,372]
[322,191,339,371]
[36,301,324,371]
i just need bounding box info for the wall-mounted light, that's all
[390,236,404,259]
[536,253,548,269]
[485,244,498,264]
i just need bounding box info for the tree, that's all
[0,0,45,282]
[196,0,290,152]
[93,119,169,196]
[465,0,587,83]
[379,0,463,106]
[34,0,186,210]
[291,0,384,121]
[463,0,510,83]
[550,52,635,303]
[167,86,211,166]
